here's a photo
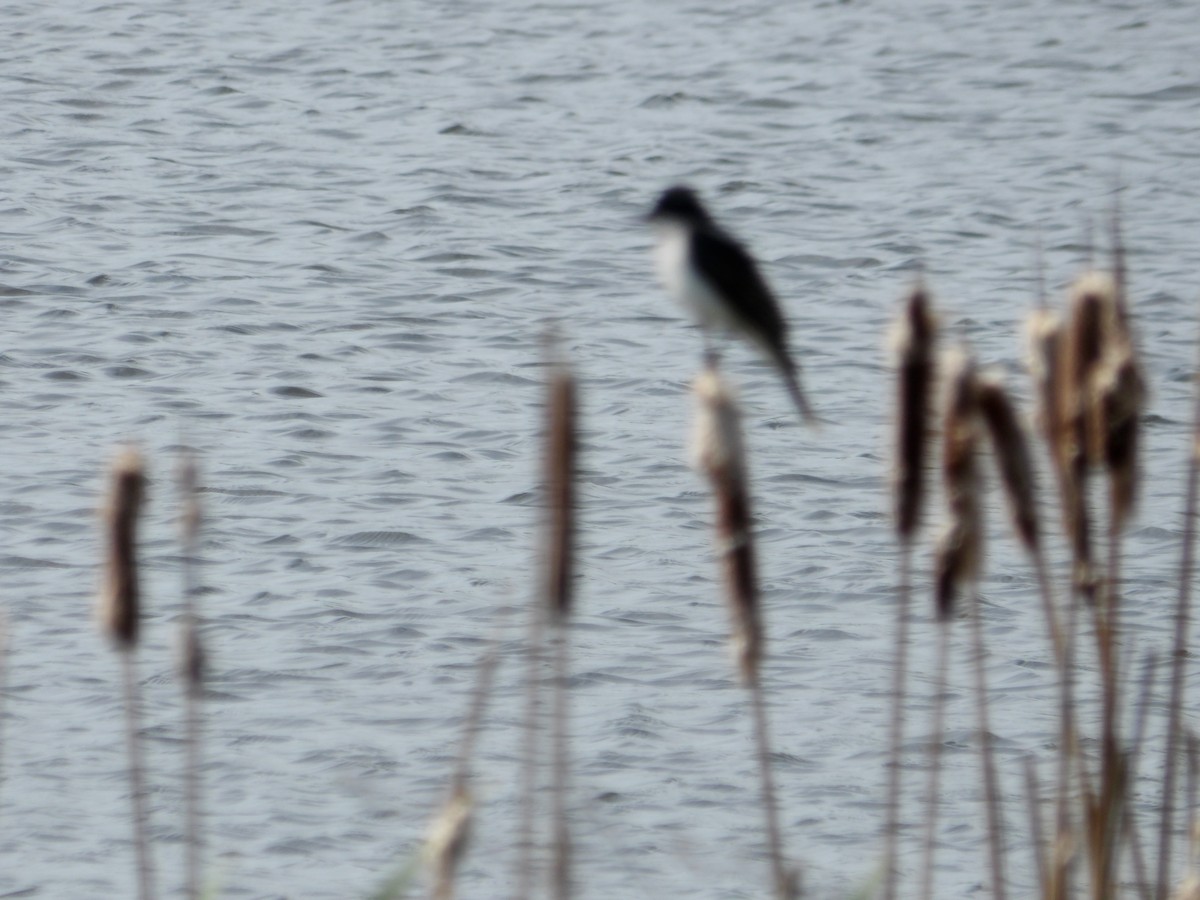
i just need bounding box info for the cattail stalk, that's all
[885,285,936,900]
[1024,756,1050,898]
[97,446,156,900]
[178,450,205,900]
[427,620,506,900]
[1156,320,1200,900]
[692,364,794,899]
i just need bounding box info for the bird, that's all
[646,185,815,424]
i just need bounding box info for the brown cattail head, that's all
[1096,344,1143,532]
[976,373,1039,552]
[1064,272,1116,465]
[890,284,938,542]
[692,366,761,683]
[543,353,577,624]
[935,349,983,621]
[97,446,146,649]
[1025,308,1064,465]
[1060,269,1145,547]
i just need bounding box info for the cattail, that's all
[1056,274,1112,600]
[976,374,1039,552]
[891,284,938,542]
[1064,272,1111,464]
[97,447,147,648]
[1093,260,1145,533]
[544,357,576,623]
[934,349,983,621]
[692,366,761,683]
[1026,309,1065,465]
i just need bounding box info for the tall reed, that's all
[177,450,205,900]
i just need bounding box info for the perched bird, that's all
[647,185,815,424]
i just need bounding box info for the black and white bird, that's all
[646,185,815,424]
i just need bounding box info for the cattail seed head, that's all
[935,349,983,620]
[890,284,938,542]
[1064,272,1115,465]
[1025,308,1064,464]
[976,373,1039,552]
[692,367,761,683]
[543,355,577,624]
[1096,344,1143,532]
[97,446,146,649]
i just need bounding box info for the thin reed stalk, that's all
[917,618,951,900]
[692,363,794,899]
[1024,756,1050,897]
[513,602,545,900]
[967,588,1008,900]
[426,621,507,900]
[178,450,205,900]
[97,446,156,900]
[1155,316,1200,900]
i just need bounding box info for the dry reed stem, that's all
[1156,320,1200,900]
[513,602,544,900]
[882,547,910,900]
[692,364,794,899]
[427,621,506,900]
[426,785,472,900]
[1023,756,1050,898]
[967,588,1009,900]
[550,626,572,900]
[917,620,951,900]
[177,450,204,900]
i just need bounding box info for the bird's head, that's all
[646,185,712,227]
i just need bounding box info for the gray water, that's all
[3,0,1200,896]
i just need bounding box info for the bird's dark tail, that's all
[779,353,818,427]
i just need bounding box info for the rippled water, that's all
[4,0,1200,896]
